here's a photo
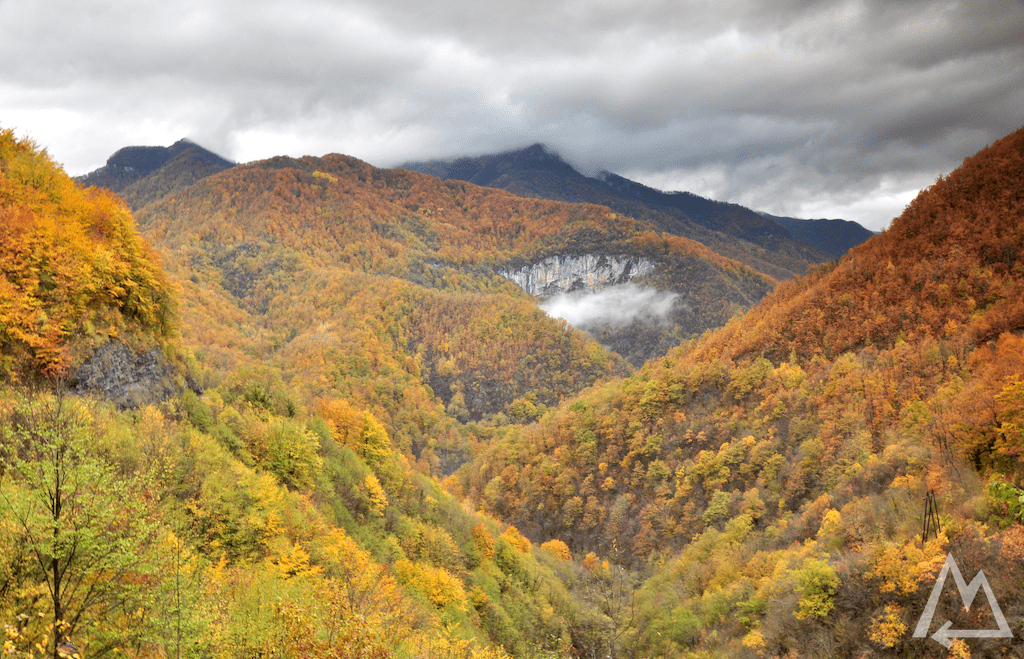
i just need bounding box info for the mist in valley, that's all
[540,283,680,329]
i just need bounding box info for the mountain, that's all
[90,146,775,368]
[402,144,873,279]
[77,138,235,210]
[453,126,1024,657]
[0,128,773,659]
[760,212,876,260]
[126,152,774,446]
[10,122,1024,659]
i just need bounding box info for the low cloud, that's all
[541,283,679,328]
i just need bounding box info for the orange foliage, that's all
[500,525,532,554]
[691,126,1024,364]
[0,127,176,377]
[540,539,572,561]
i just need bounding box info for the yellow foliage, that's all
[742,629,766,655]
[868,535,947,597]
[791,555,840,620]
[947,638,971,659]
[315,397,362,447]
[817,509,841,538]
[364,473,388,516]
[359,411,393,465]
[413,622,511,659]
[275,542,322,580]
[868,603,907,648]
[311,170,339,183]
[816,508,844,551]
[393,559,467,611]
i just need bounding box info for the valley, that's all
[2,123,1024,659]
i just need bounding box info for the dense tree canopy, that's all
[4,123,1024,659]
[0,128,176,378]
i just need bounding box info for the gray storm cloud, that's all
[1,0,1021,231]
[540,284,680,329]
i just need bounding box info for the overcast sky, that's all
[2,0,1022,231]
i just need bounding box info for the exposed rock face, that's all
[69,341,199,409]
[500,254,656,297]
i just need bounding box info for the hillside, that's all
[0,127,177,381]
[402,145,872,279]
[77,138,235,210]
[0,126,627,659]
[80,141,787,368]
[453,126,1024,657]
[10,122,1024,659]
[128,153,773,425]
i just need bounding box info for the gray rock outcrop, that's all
[69,341,199,409]
[500,254,655,297]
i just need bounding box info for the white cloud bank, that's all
[541,283,680,328]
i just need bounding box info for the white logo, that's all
[913,553,1012,648]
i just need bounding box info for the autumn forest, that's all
[2,123,1024,659]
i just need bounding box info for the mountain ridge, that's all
[76,140,780,372]
[94,147,775,469]
[760,212,878,259]
[402,143,874,278]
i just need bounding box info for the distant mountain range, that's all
[759,212,878,260]
[77,138,873,279]
[402,144,875,277]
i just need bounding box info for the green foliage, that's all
[703,490,735,526]
[0,393,183,656]
[181,388,213,431]
[265,418,323,490]
[790,556,840,620]
[645,606,702,651]
[987,479,1024,525]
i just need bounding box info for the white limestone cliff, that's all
[499,254,655,297]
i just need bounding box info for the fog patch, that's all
[541,283,679,328]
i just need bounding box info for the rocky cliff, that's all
[69,341,200,409]
[499,254,656,297]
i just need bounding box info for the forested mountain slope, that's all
[0,126,630,659]
[81,140,782,367]
[453,126,1024,658]
[0,128,177,379]
[128,152,773,447]
[402,144,872,279]
[12,122,1023,659]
